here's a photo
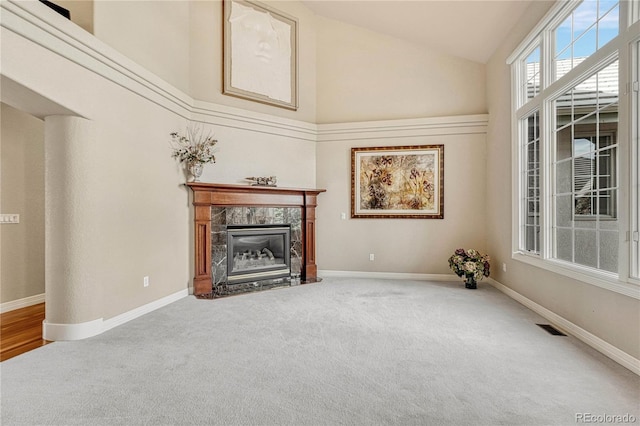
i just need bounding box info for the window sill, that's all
[512,252,640,300]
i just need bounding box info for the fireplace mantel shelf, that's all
[186,182,326,296]
[187,182,326,207]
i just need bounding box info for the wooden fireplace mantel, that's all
[186,182,326,296]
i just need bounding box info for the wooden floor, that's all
[1,303,51,362]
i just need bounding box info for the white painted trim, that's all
[513,252,640,300]
[0,293,45,314]
[318,270,461,282]
[191,100,317,142]
[316,114,489,142]
[42,289,188,341]
[102,289,188,333]
[43,317,104,341]
[506,0,578,65]
[487,277,640,376]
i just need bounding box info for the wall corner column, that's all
[43,115,103,340]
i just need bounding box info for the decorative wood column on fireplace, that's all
[186,183,326,296]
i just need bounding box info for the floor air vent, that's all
[536,324,567,336]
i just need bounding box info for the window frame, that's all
[508,0,640,299]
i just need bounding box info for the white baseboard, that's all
[487,278,640,376]
[0,293,45,314]
[318,270,460,281]
[43,317,104,341]
[102,289,188,333]
[43,289,189,341]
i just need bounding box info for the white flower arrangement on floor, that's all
[448,248,490,289]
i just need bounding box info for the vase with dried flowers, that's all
[170,124,217,182]
[448,248,490,289]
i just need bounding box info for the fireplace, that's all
[227,225,291,284]
[186,183,326,297]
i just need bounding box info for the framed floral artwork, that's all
[351,145,444,219]
[223,0,298,110]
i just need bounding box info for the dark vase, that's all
[464,275,477,289]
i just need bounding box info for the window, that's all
[509,0,640,293]
[633,39,640,279]
[554,0,619,80]
[522,111,541,253]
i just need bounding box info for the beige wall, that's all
[93,0,190,93]
[188,0,317,123]
[315,16,488,275]
[1,0,317,323]
[485,0,640,359]
[0,103,45,303]
[316,130,487,274]
[4,0,637,366]
[315,16,486,124]
[57,0,94,34]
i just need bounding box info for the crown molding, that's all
[191,100,317,142]
[315,114,489,142]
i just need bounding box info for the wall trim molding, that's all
[0,0,488,145]
[318,270,461,282]
[191,100,317,142]
[315,114,489,142]
[487,277,640,376]
[43,317,104,341]
[42,289,188,341]
[102,289,189,333]
[0,0,316,142]
[0,293,46,314]
[512,252,640,300]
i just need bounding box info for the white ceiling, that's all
[301,0,538,64]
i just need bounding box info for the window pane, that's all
[522,46,541,104]
[556,228,573,262]
[574,26,597,60]
[522,111,540,253]
[598,5,619,48]
[556,126,572,159]
[575,229,598,267]
[553,1,619,82]
[599,230,619,272]
[556,194,573,227]
[552,60,619,273]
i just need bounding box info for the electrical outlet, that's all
[502,263,507,272]
[369,253,375,261]
[143,276,149,287]
[0,214,20,224]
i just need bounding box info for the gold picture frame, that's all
[223,0,298,110]
[351,145,445,219]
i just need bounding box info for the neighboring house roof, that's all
[526,58,619,109]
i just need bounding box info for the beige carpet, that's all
[1,277,639,425]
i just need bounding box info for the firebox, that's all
[226,225,291,284]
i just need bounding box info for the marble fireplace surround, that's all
[186,183,326,297]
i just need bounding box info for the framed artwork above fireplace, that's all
[351,145,445,219]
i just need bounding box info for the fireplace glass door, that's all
[227,225,291,284]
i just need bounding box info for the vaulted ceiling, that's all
[301,0,540,63]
